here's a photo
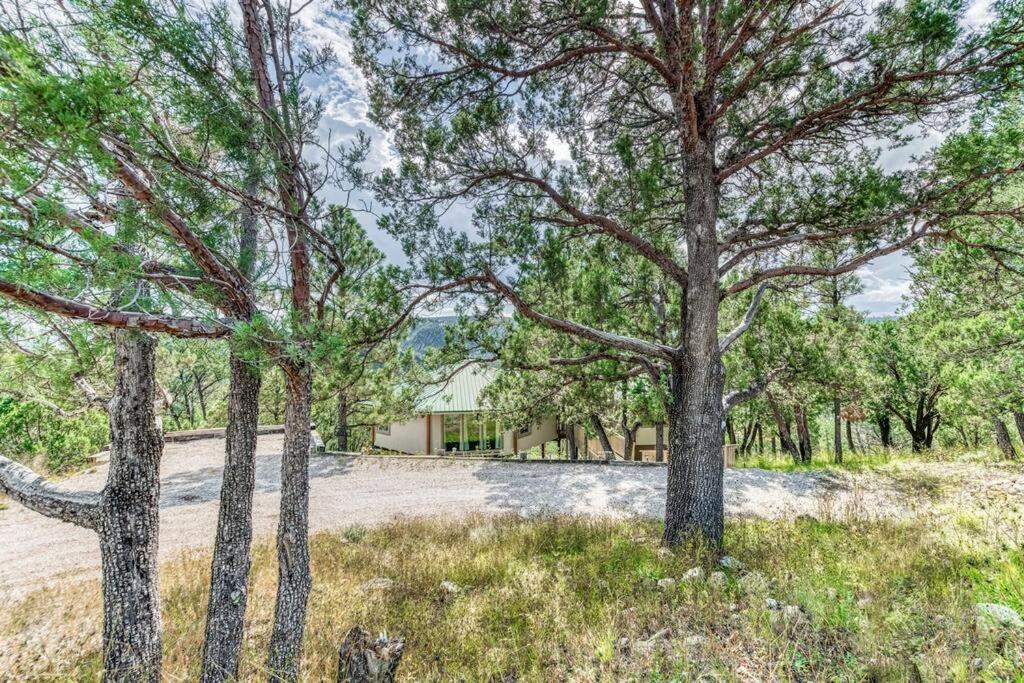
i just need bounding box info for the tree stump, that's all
[337,625,404,683]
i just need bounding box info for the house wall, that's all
[583,425,737,465]
[374,416,428,454]
[504,416,559,454]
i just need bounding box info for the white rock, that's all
[739,571,769,595]
[360,577,396,592]
[440,580,462,595]
[764,598,782,610]
[782,604,809,623]
[683,566,705,581]
[682,634,707,648]
[657,577,677,590]
[634,628,672,655]
[709,571,727,589]
[719,556,744,571]
[976,603,1024,632]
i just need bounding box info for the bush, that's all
[0,398,108,472]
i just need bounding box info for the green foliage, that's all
[0,398,108,472]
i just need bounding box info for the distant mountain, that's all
[402,315,508,360]
[402,316,459,358]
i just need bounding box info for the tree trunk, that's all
[663,139,726,547]
[99,331,164,682]
[336,625,404,683]
[620,403,633,460]
[200,176,263,682]
[654,422,665,462]
[590,414,615,458]
[664,358,726,546]
[992,415,1018,460]
[832,397,843,464]
[878,414,892,449]
[794,405,812,464]
[267,365,313,680]
[200,352,262,682]
[846,419,856,454]
[739,419,755,456]
[337,392,349,452]
[767,393,800,463]
[566,423,578,461]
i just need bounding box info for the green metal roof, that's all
[415,364,496,413]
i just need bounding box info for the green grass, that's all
[735,445,1016,473]
[1,512,1022,681]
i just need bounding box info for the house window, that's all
[443,414,462,451]
[465,413,483,450]
[518,424,531,437]
[483,420,502,450]
[377,424,390,436]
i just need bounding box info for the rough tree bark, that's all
[336,625,404,683]
[337,392,349,452]
[663,141,726,547]
[846,419,856,454]
[767,393,800,463]
[566,423,578,461]
[200,353,262,682]
[237,0,315,674]
[878,415,893,449]
[99,331,165,682]
[1013,411,1024,446]
[201,181,263,683]
[833,397,843,464]
[992,415,1018,460]
[654,422,665,463]
[795,405,812,464]
[267,365,313,679]
[0,331,165,681]
[590,414,615,457]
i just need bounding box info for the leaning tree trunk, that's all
[654,422,665,463]
[337,392,349,452]
[795,405,812,464]
[0,331,164,681]
[992,415,1018,460]
[767,393,800,463]
[1013,410,1024,446]
[664,140,726,548]
[832,397,843,464]
[590,414,615,458]
[267,364,313,680]
[566,423,578,461]
[200,351,262,682]
[878,415,893,449]
[201,179,263,683]
[99,331,165,682]
[846,419,856,454]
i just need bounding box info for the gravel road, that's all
[0,433,886,599]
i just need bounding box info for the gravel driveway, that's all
[0,433,885,599]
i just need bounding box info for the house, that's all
[372,363,737,464]
[372,364,559,455]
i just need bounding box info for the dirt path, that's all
[0,434,892,599]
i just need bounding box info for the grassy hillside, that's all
[2,490,1022,680]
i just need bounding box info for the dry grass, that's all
[1,508,1022,682]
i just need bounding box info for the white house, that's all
[372,363,736,464]
[372,364,558,455]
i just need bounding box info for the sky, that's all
[297,1,994,319]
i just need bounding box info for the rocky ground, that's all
[0,433,945,599]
